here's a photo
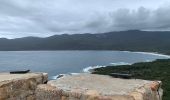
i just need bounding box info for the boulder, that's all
[0,72,47,100]
[35,74,163,100]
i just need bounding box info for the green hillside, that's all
[0,30,170,54]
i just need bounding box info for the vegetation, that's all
[92,59,170,100]
[1,30,170,99]
[0,30,170,55]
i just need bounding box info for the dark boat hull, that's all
[10,70,30,74]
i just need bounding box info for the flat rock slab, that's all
[0,72,48,100]
[0,73,47,83]
[36,74,162,100]
[49,74,150,95]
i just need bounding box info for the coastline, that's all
[82,51,170,74]
[51,51,170,80]
[91,57,170,100]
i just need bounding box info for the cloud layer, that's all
[0,0,170,38]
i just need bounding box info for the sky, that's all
[0,0,170,38]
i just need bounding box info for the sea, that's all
[0,51,169,79]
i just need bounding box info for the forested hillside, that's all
[0,30,170,54]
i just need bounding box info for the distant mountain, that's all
[0,30,170,54]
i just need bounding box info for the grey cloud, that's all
[83,6,170,32]
[111,7,152,30]
[0,0,170,38]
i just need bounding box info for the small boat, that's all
[10,70,30,74]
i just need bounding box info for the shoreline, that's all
[82,51,170,74]
[51,51,170,79]
[2,50,167,80]
[91,59,170,100]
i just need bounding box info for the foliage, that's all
[0,30,170,54]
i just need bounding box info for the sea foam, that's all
[122,51,170,58]
[83,65,105,73]
[52,51,170,79]
[134,52,170,58]
[110,62,132,65]
[82,62,131,73]
[82,51,170,73]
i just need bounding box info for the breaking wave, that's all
[134,52,170,58]
[109,62,132,65]
[82,62,131,73]
[122,51,170,58]
[83,65,105,73]
[51,51,170,80]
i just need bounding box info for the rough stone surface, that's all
[36,74,163,100]
[0,72,48,100]
[0,73,163,100]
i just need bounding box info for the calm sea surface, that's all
[0,51,169,79]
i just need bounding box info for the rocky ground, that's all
[0,73,162,100]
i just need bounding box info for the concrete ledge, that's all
[0,72,48,100]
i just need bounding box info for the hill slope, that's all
[0,30,170,54]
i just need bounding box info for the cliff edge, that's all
[0,73,162,100]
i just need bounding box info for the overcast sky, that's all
[0,0,170,38]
